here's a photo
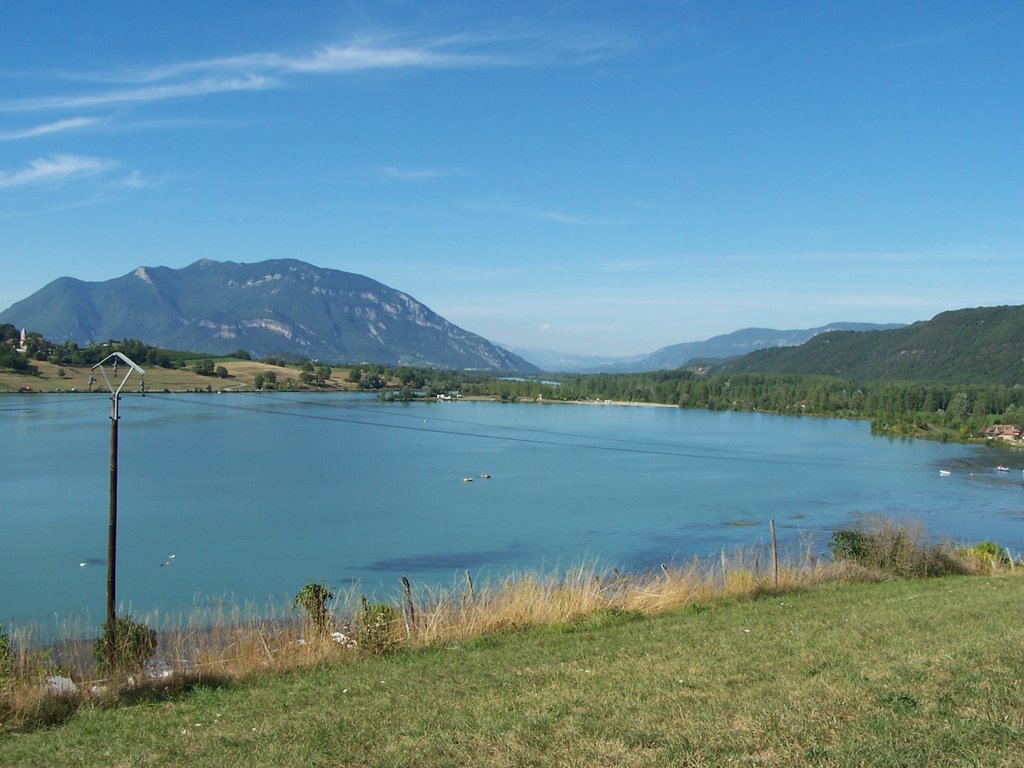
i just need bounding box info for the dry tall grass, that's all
[1,530,1018,732]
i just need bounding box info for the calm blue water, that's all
[2,393,1023,631]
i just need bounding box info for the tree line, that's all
[457,370,1024,441]
[6,323,1023,441]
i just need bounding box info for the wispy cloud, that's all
[378,165,463,181]
[0,116,102,141]
[466,198,623,227]
[603,258,672,273]
[0,154,117,187]
[88,36,514,84]
[3,33,563,113]
[539,210,623,226]
[113,170,170,189]
[5,75,275,112]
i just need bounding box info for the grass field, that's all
[2,574,1022,767]
[0,359,358,394]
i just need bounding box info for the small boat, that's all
[938,470,951,477]
[996,466,1010,473]
[463,476,474,483]
[479,473,491,479]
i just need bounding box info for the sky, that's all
[1,1,1021,358]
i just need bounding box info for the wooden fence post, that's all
[770,519,779,589]
[465,570,477,608]
[401,576,415,639]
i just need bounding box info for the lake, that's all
[2,392,1022,632]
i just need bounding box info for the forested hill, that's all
[714,305,1024,385]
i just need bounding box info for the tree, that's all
[292,581,334,637]
[192,358,215,376]
[92,615,157,674]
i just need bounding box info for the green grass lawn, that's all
[3,575,1023,767]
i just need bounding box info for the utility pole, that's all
[91,352,145,672]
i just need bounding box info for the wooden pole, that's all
[90,353,144,674]
[464,570,476,608]
[401,576,415,638]
[770,518,779,589]
[105,398,119,672]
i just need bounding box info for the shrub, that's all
[970,540,1007,560]
[827,529,869,560]
[292,581,334,637]
[960,540,1010,570]
[92,615,157,674]
[0,624,12,683]
[827,517,968,578]
[357,600,402,655]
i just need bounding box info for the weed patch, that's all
[828,516,971,578]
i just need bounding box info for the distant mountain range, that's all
[9,258,1012,385]
[714,305,1024,385]
[507,323,903,373]
[0,259,537,372]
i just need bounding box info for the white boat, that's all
[996,466,1010,473]
[938,470,951,477]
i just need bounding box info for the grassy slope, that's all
[0,360,358,394]
[3,575,1023,767]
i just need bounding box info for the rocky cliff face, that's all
[0,258,537,371]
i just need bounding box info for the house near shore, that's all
[982,424,1022,442]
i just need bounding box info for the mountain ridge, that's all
[506,322,903,373]
[0,259,537,372]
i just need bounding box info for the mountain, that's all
[714,305,1024,385]
[0,259,537,372]
[507,323,902,373]
[499,346,649,373]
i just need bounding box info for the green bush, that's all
[970,540,1007,560]
[292,581,334,636]
[828,518,968,578]
[0,624,12,683]
[357,600,402,655]
[828,529,869,560]
[92,615,157,674]
[960,539,1010,569]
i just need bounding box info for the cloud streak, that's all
[0,154,117,187]
[539,211,623,227]
[3,33,556,113]
[5,75,276,112]
[0,116,102,141]
[378,166,463,181]
[466,198,622,227]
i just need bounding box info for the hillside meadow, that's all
[0,359,358,394]
[1,568,1022,767]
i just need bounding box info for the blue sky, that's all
[1,1,1021,357]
